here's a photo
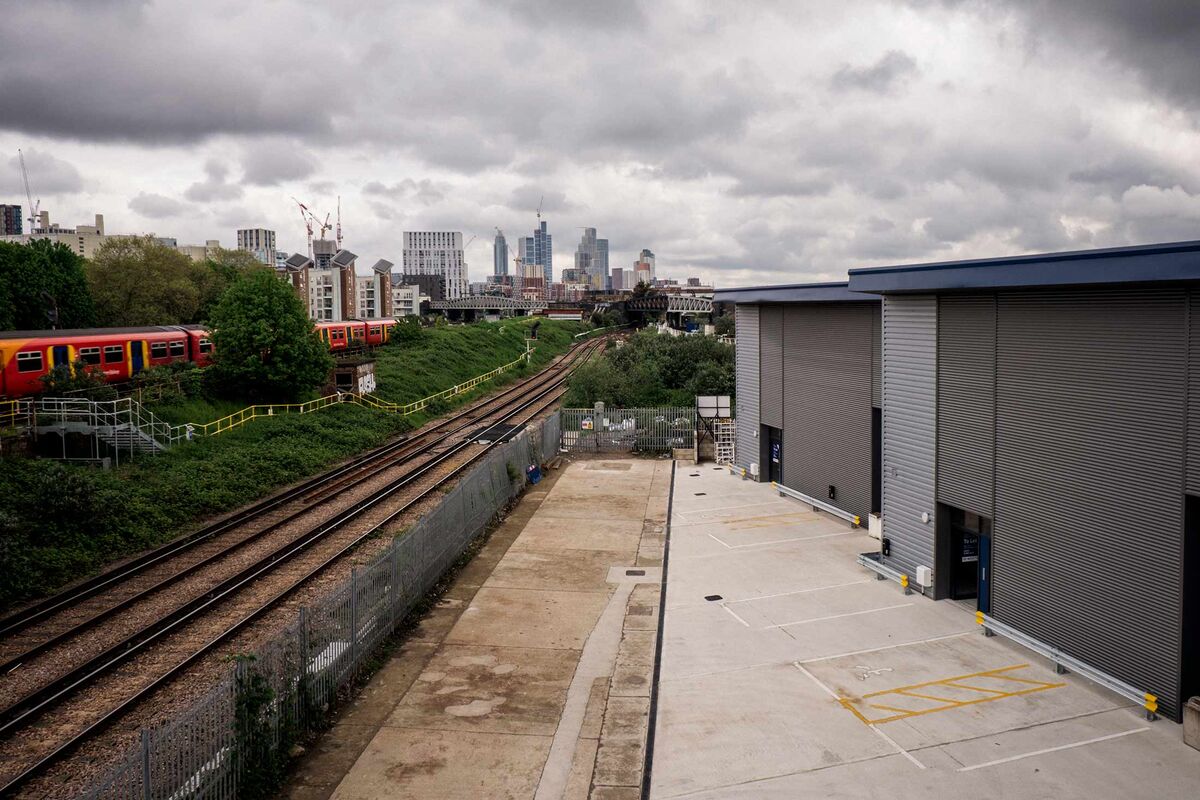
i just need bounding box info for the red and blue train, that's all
[0,319,398,398]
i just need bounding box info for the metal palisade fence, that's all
[560,405,694,453]
[79,413,562,800]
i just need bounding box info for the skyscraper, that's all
[493,229,509,276]
[574,227,610,291]
[520,220,553,284]
[403,231,468,300]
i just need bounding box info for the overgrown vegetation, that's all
[0,239,95,330]
[0,404,412,607]
[563,329,734,407]
[0,318,587,606]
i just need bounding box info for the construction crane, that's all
[536,195,543,222]
[314,212,333,241]
[17,149,39,232]
[336,195,343,249]
[464,234,477,248]
[292,197,314,258]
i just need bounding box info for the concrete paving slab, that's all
[330,728,552,800]
[650,466,1200,799]
[486,548,637,592]
[386,644,578,736]
[510,516,646,553]
[447,586,611,650]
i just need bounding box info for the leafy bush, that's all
[563,329,734,407]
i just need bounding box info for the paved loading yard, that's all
[652,465,1200,796]
[652,466,1200,798]
[284,457,670,800]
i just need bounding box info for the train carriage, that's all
[0,326,212,398]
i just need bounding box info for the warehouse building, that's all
[845,240,1200,721]
[715,283,881,526]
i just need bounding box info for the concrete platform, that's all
[651,467,1200,799]
[285,457,670,800]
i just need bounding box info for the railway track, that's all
[0,336,603,797]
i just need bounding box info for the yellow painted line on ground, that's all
[838,664,1067,725]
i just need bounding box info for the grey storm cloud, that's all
[184,160,243,203]
[128,192,187,219]
[1,149,83,194]
[830,51,919,93]
[2,0,1200,285]
[241,143,318,187]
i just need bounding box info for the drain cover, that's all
[626,569,646,576]
[695,492,707,496]
[704,594,723,602]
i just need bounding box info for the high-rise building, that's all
[638,248,656,280]
[237,228,276,266]
[611,267,627,292]
[633,248,656,287]
[356,259,395,318]
[574,227,609,291]
[0,204,22,235]
[403,231,468,300]
[519,220,553,285]
[493,230,508,276]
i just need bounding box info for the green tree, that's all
[198,248,271,321]
[713,312,735,337]
[564,329,734,407]
[207,270,333,401]
[86,236,212,326]
[0,239,95,330]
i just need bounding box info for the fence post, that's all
[298,606,310,732]
[141,728,152,800]
[349,568,359,680]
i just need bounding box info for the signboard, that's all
[581,418,594,430]
[696,395,732,418]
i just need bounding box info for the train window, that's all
[199,339,213,354]
[17,351,43,373]
[104,345,124,363]
[370,326,381,335]
[169,341,186,358]
[351,328,363,339]
[79,346,102,365]
[150,342,168,358]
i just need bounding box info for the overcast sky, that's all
[2,0,1199,286]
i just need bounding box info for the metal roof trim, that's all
[847,239,1200,293]
[713,281,878,304]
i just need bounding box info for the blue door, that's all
[978,534,992,613]
[53,345,69,371]
[130,341,144,375]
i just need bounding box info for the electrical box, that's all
[750,462,759,478]
[916,565,933,588]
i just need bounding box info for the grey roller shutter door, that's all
[993,288,1186,718]
[760,305,784,428]
[735,304,760,477]
[881,295,937,578]
[936,295,995,517]
[780,303,874,521]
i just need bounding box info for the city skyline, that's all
[1,2,1198,289]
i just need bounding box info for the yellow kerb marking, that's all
[838,664,1066,725]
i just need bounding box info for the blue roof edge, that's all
[847,239,1200,293]
[713,281,878,304]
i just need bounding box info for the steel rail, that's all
[0,339,589,640]
[0,341,596,676]
[0,339,597,797]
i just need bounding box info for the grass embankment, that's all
[0,318,584,608]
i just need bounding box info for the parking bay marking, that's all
[838,664,1067,725]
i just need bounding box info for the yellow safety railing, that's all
[186,345,533,439]
[0,399,27,431]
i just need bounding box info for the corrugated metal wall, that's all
[881,295,938,577]
[780,303,875,520]
[1189,291,1200,495]
[993,288,1186,718]
[759,305,784,429]
[735,304,761,478]
[936,295,995,517]
[871,303,882,409]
